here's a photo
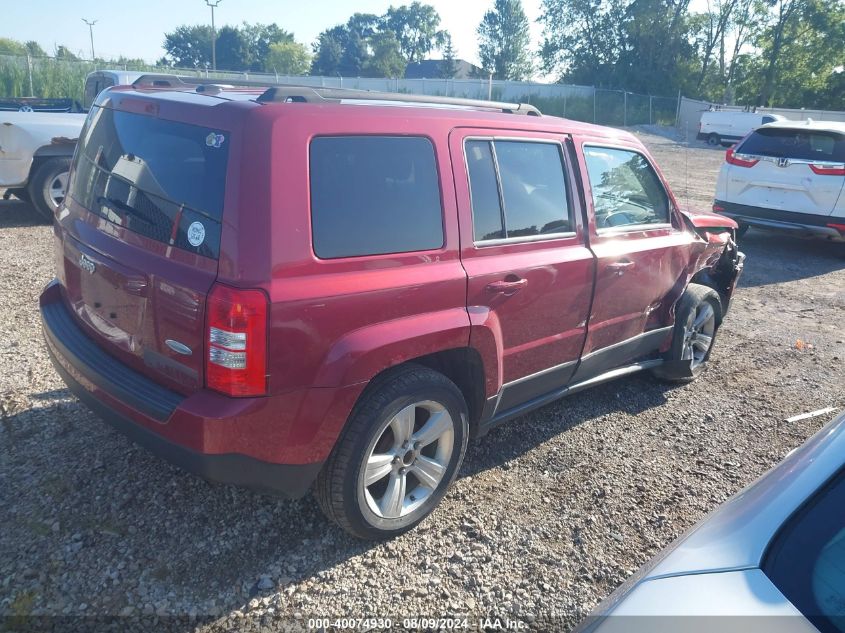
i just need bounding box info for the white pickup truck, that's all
[0,111,87,219]
[0,71,144,220]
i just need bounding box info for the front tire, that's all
[27,157,70,222]
[658,284,722,383]
[707,133,722,146]
[315,365,469,540]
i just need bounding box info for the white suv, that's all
[714,120,845,243]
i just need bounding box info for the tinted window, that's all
[496,141,572,237]
[739,128,845,162]
[69,105,229,259]
[465,141,505,241]
[465,139,572,242]
[583,147,669,229]
[310,136,443,258]
[764,468,845,633]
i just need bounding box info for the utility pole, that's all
[82,18,97,61]
[204,0,223,71]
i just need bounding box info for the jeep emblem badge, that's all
[78,253,96,274]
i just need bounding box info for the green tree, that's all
[311,14,388,77]
[617,0,698,95]
[539,0,628,86]
[239,22,294,71]
[163,23,293,71]
[365,31,407,77]
[756,0,845,106]
[163,25,213,67]
[693,0,742,92]
[54,45,80,61]
[311,26,346,75]
[214,25,248,70]
[265,40,311,75]
[758,0,804,104]
[440,33,459,78]
[0,38,27,56]
[383,2,445,63]
[478,0,533,80]
[25,41,47,58]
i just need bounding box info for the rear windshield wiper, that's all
[97,196,155,227]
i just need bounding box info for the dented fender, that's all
[680,206,746,314]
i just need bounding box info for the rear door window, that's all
[69,105,229,259]
[583,146,670,230]
[309,136,444,259]
[464,139,573,242]
[739,128,845,162]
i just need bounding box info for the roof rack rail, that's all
[127,75,542,116]
[256,85,542,116]
[130,74,272,91]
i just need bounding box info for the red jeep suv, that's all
[40,78,744,539]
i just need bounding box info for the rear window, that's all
[68,105,229,259]
[309,136,443,259]
[739,128,845,162]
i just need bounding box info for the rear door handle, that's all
[486,278,528,295]
[607,261,635,275]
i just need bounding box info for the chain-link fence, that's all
[0,53,679,128]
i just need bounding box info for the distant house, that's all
[404,59,483,80]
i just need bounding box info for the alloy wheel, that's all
[44,171,69,209]
[361,400,454,520]
[682,302,716,368]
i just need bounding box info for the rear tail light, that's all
[205,283,268,397]
[810,164,845,176]
[827,223,845,234]
[712,204,725,212]
[726,148,759,168]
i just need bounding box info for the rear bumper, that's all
[715,200,845,241]
[39,280,361,498]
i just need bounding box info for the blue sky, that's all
[2,0,546,70]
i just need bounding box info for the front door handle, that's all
[486,278,528,296]
[607,260,635,275]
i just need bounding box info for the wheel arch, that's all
[33,142,76,159]
[343,347,487,434]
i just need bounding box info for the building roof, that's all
[404,59,483,80]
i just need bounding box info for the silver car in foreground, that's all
[576,410,845,633]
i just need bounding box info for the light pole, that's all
[204,0,223,71]
[82,18,97,61]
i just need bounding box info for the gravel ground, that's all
[1,129,843,632]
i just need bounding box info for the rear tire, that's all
[736,223,750,239]
[27,157,70,222]
[315,364,469,540]
[707,133,722,146]
[657,284,722,383]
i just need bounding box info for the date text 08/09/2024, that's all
[307,617,529,630]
